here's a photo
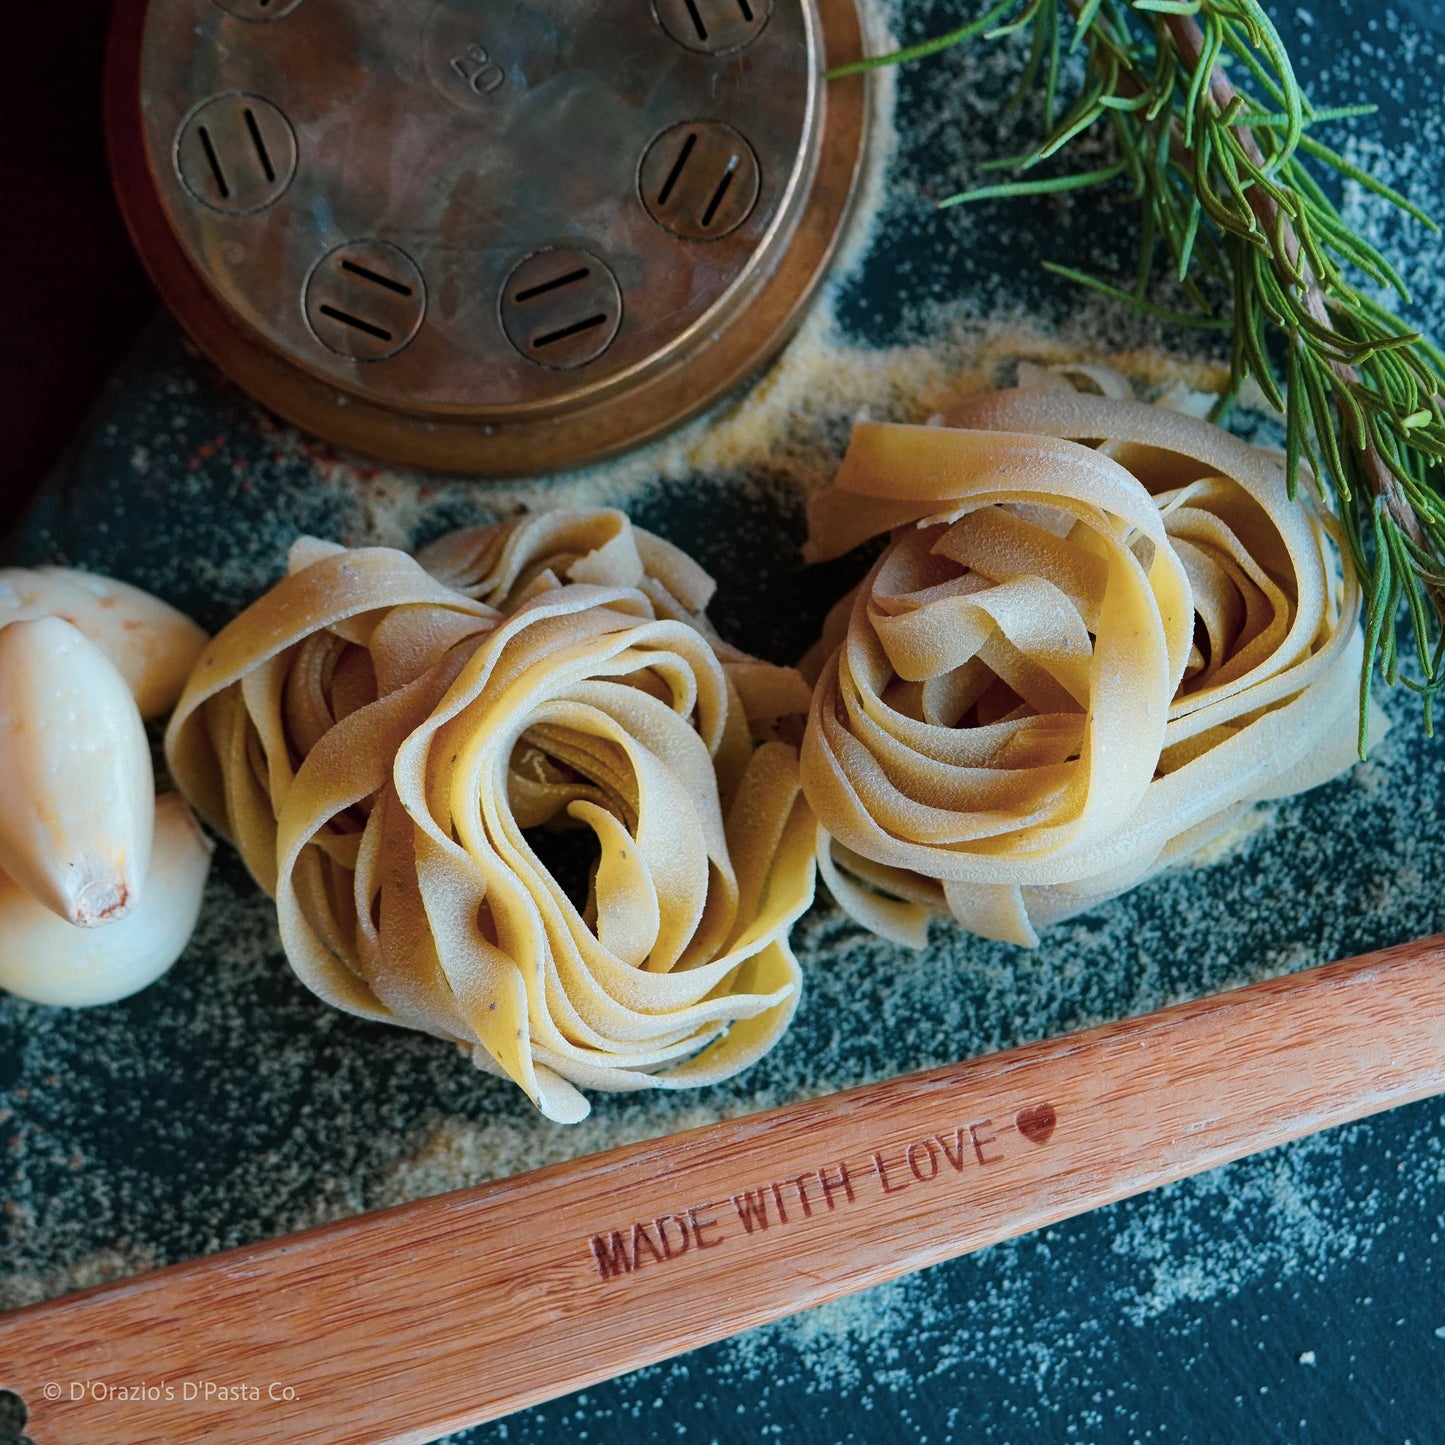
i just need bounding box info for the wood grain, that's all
[3,934,1443,1445]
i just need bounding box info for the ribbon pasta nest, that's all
[801,376,1366,948]
[163,373,1373,1119]
[166,513,815,1122]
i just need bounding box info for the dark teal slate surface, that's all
[4,2,1445,1442]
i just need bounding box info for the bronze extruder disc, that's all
[105,0,869,475]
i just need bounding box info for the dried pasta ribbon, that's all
[803,424,1193,946]
[941,384,1367,930]
[417,507,718,623]
[166,545,500,909]
[389,584,813,1122]
[803,387,1362,948]
[419,508,814,747]
[167,534,813,1122]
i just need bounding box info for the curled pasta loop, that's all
[804,383,1364,947]
[391,585,813,1121]
[417,507,719,625]
[419,508,814,748]
[167,531,814,1122]
[166,545,500,911]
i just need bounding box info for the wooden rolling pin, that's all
[3,933,1443,1445]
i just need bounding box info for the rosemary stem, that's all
[854,0,1445,719]
[1160,14,1439,594]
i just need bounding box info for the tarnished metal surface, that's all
[640,122,762,240]
[111,0,865,472]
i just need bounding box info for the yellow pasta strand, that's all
[803,377,1366,947]
[167,520,814,1122]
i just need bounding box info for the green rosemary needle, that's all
[833,0,1445,745]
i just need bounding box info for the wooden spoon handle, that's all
[4,934,1444,1445]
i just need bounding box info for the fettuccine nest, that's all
[167,514,815,1122]
[802,374,1367,948]
[163,371,1374,1118]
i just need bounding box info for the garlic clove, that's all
[0,616,154,926]
[0,566,208,719]
[0,794,214,1007]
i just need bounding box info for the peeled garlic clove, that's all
[0,795,213,1007]
[0,566,208,719]
[0,616,154,926]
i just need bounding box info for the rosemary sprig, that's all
[834,1,1445,744]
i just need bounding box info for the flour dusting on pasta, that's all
[802,372,1370,946]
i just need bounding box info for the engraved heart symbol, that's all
[1015,1102,1057,1146]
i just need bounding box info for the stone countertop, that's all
[4,2,1445,1441]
